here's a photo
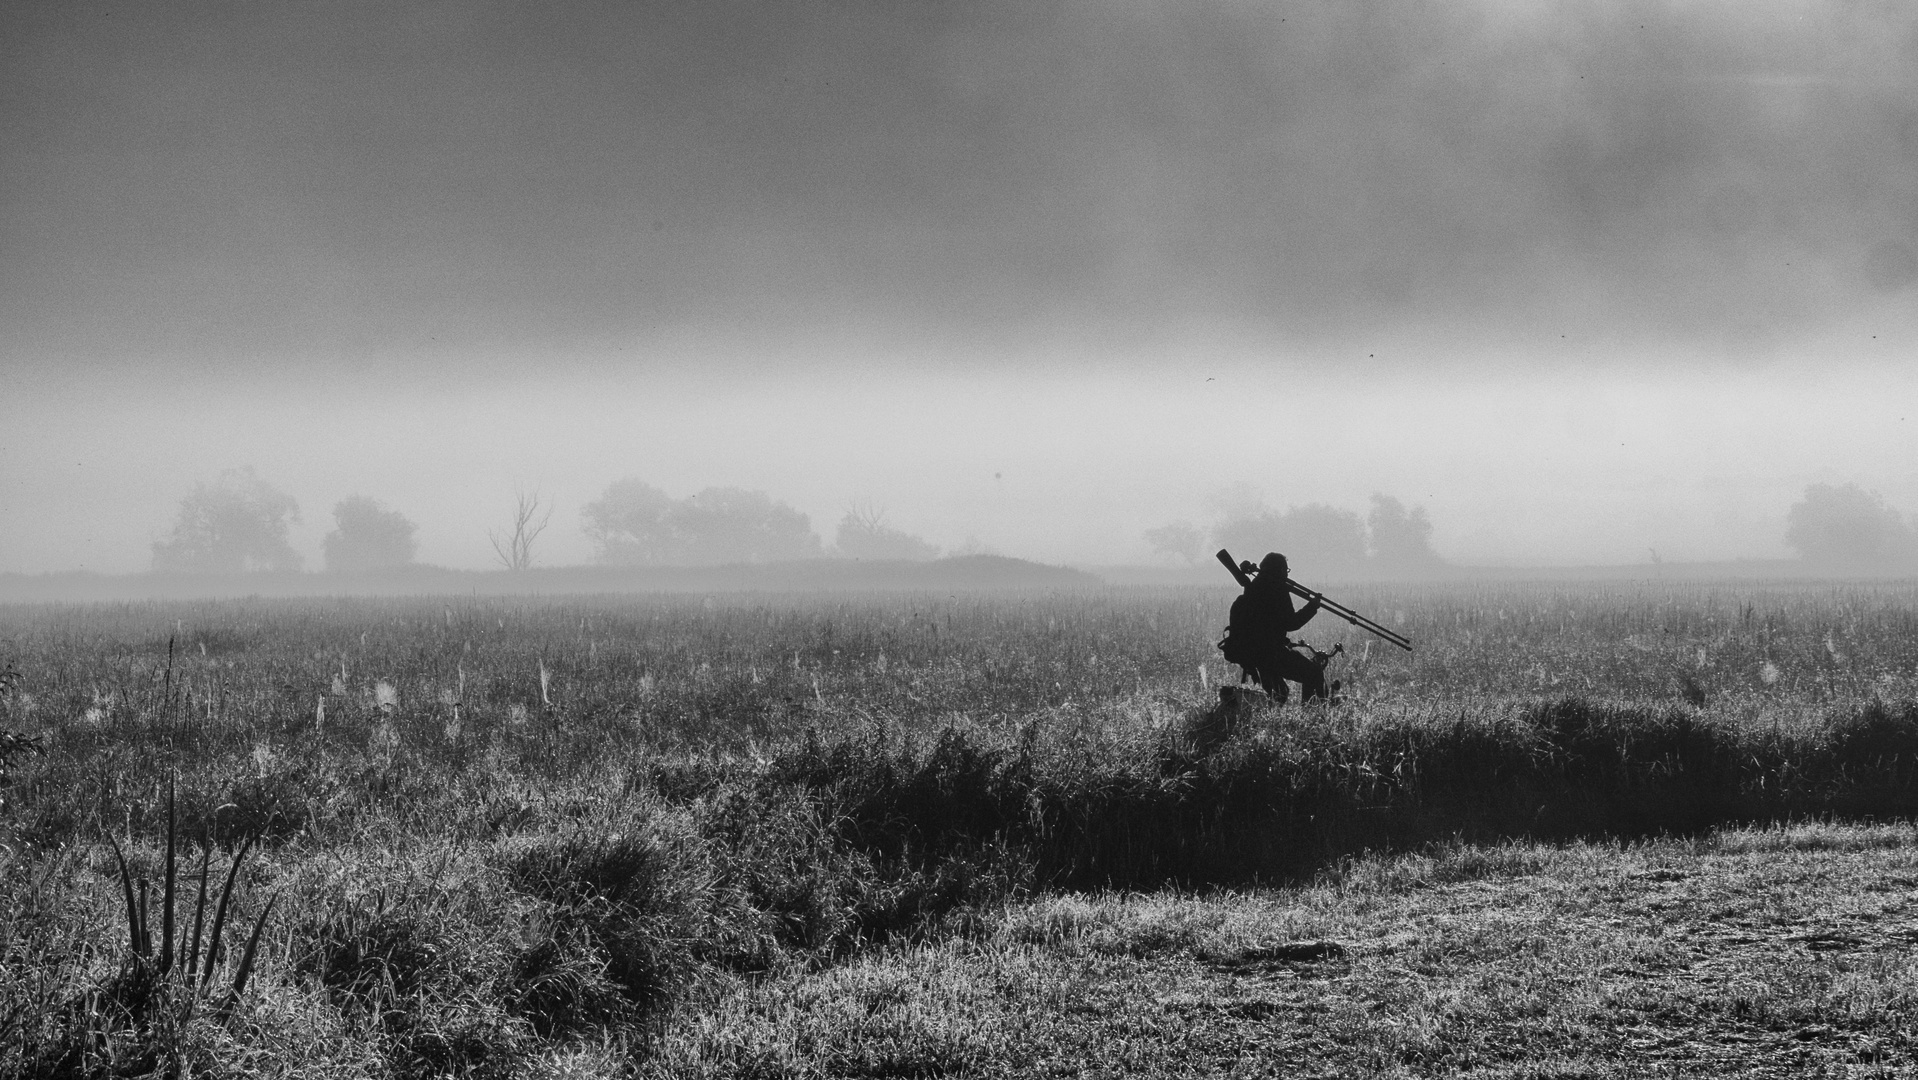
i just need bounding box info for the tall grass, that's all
[1,582,1916,1074]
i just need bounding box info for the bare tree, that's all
[844,502,888,536]
[490,492,552,571]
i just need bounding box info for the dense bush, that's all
[725,696,1918,890]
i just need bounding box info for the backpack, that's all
[1217,626,1254,667]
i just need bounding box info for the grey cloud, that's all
[4,0,1916,371]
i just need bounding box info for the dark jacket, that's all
[1226,574,1321,650]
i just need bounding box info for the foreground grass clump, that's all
[2,582,1918,1075]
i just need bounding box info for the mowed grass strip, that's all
[646,823,1918,1079]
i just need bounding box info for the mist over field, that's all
[4,0,1918,577]
[15,8,1918,1071]
[5,362,1916,578]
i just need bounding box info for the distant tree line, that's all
[1147,483,1918,575]
[152,470,419,575]
[581,480,823,566]
[151,472,1918,577]
[1145,493,1442,574]
[580,479,941,566]
[150,470,949,574]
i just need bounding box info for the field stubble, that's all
[2,580,1917,1076]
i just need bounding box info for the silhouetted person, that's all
[1220,551,1330,703]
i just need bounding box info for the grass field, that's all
[3,580,1917,1077]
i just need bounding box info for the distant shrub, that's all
[583,479,823,565]
[1368,493,1442,568]
[323,495,419,574]
[1143,521,1206,565]
[151,468,303,574]
[1786,482,1916,569]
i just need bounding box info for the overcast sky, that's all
[4,0,1917,573]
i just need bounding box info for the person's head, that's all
[1258,552,1289,577]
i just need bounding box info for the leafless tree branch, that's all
[490,492,552,571]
